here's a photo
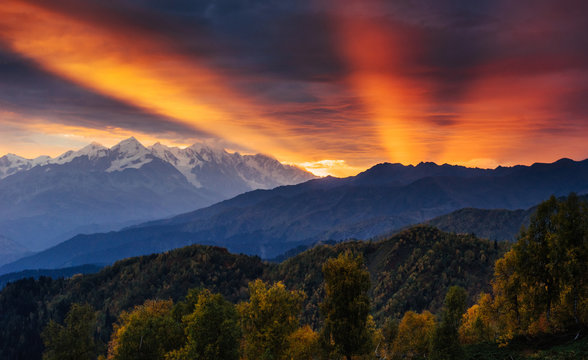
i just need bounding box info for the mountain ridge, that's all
[0,138,315,251]
[2,157,585,274]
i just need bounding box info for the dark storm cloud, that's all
[18,0,346,103]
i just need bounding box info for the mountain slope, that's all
[2,157,585,274]
[0,226,506,359]
[0,235,32,267]
[426,208,533,241]
[424,194,588,241]
[0,138,314,250]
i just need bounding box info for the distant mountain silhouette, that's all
[1,158,586,274]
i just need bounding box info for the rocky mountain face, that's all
[0,138,315,251]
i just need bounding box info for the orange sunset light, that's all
[0,0,586,175]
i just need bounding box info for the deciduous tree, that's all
[320,251,373,360]
[238,280,305,360]
[107,300,183,360]
[392,310,436,359]
[42,303,97,360]
[168,290,240,360]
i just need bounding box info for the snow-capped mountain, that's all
[0,138,315,251]
[1,137,315,196]
[149,142,315,198]
[0,154,50,178]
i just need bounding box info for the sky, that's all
[0,0,587,177]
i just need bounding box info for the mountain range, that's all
[0,138,314,254]
[1,157,586,275]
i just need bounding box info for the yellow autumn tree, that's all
[459,293,496,344]
[391,310,436,359]
[284,325,320,360]
[107,299,184,360]
[238,280,306,360]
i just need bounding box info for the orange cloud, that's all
[0,0,586,176]
[0,1,317,165]
[326,0,588,168]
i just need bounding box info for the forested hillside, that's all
[2,193,585,360]
[272,226,507,324]
[426,208,533,241]
[425,194,588,242]
[0,226,506,359]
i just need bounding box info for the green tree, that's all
[514,196,560,322]
[107,299,184,360]
[41,303,97,360]
[171,288,202,321]
[554,193,588,324]
[167,290,240,360]
[431,286,467,360]
[462,194,588,343]
[320,251,373,360]
[238,280,305,360]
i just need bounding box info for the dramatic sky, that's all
[1,0,587,176]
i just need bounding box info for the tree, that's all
[554,193,588,324]
[392,310,436,359]
[431,286,467,360]
[513,194,588,328]
[514,196,560,323]
[320,251,373,360]
[107,299,184,360]
[168,290,240,360]
[284,325,320,360]
[379,318,399,358]
[42,303,97,360]
[459,294,496,344]
[238,280,305,360]
[461,194,588,343]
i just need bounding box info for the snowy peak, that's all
[32,155,52,166]
[0,154,52,179]
[148,141,315,195]
[51,142,109,165]
[0,154,32,179]
[149,142,181,164]
[107,137,153,172]
[1,138,316,192]
[110,137,148,156]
